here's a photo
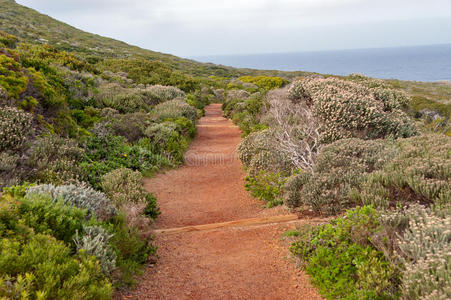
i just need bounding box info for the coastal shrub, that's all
[288,77,417,143]
[108,112,153,142]
[0,233,112,299]
[74,225,117,275]
[139,85,185,106]
[0,107,33,152]
[152,99,198,124]
[99,92,147,113]
[144,122,188,162]
[26,135,85,184]
[225,89,250,101]
[245,171,285,207]
[357,134,450,209]
[17,193,86,246]
[283,172,311,208]
[0,152,19,187]
[394,205,451,299]
[0,31,18,48]
[108,215,155,285]
[290,206,398,299]
[300,138,396,215]
[26,184,117,221]
[101,168,146,205]
[239,76,289,91]
[0,54,28,98]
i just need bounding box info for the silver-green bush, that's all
[74,225,117,275]
[26,184,117,221]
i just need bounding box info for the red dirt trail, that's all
[121,104,322,300]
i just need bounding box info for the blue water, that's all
[192,44,451,82]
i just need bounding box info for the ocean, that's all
[192,44,451,82]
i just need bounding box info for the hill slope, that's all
[0,0,307,78]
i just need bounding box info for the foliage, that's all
[74,225,117,275]
[26,184,117,221]
[152,99,198,124]
[0,53,28,98]
[17,193,86,246]
[144,122,188,163]
[0,106,33,152]
[391,205,451,299]
[26,135,86,184]
[290,206,399,299]
[245,171,285,207]
[239,76,289,91]
[101,168,145,205]
[288,77,417,143]
[140,84,185,106]
[357,134,450,209]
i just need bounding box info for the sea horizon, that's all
[191,43,451,82]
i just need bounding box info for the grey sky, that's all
[16,0,451,57]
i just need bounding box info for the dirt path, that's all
[122,104,321,300]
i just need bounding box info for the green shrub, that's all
[26,184,117,221]
[144,121,188,162]
[18,194,86,245]
[290,206,399,299]
[0,233,112,299]
[239,76,289,91]
[245,171,285,207]
[238,129,294,176]
[0,31,18,48]
[152,99,198,124]
[0,54,28,98]
[98,92,148,113]
[0,107,34,152]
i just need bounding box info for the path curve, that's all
[122,104,321,300]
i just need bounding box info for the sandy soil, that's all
[121,104,321,300]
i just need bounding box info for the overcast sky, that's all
[16,0,451,57]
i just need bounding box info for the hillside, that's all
[0,0,309,78]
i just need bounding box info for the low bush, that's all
[0,233,112,299]
[152,99,198,124]
[0,193,112,299]
[290,206,399,299]
[74,225,117,275]
[357,134,450,209]
[245,171,285,207]
[108,112,153,142]
[101,168,145,205]
[0,107,34,152]
[288,77,417,143]
[26,135,86,184]
[386,205,451,299]
[239,76,289,91]
[26,184,117,221]
[144,122,188,162]
[139,85,185,106]
[17,193,86,246]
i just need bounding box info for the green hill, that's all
[0,0,308,78]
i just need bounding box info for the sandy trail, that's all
[122,104,321,300]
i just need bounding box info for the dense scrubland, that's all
[225,74,450,299]
[1,0,450,299]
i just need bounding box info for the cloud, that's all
[15,0,451,56]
